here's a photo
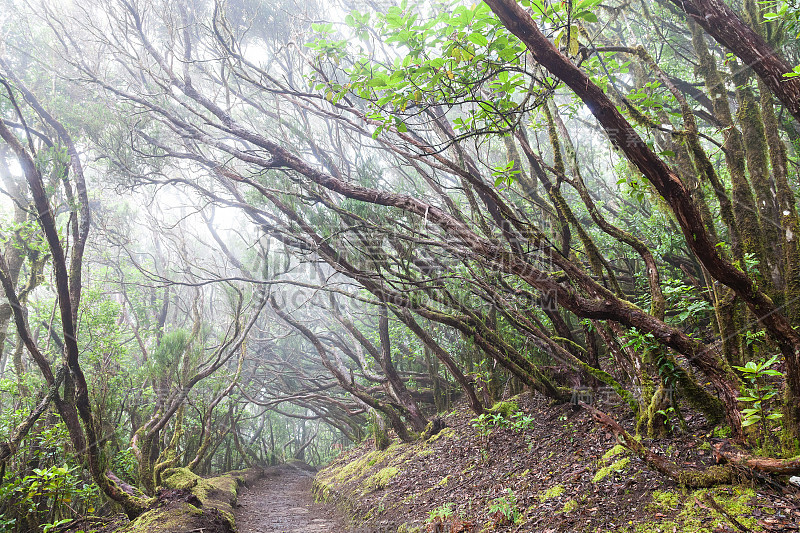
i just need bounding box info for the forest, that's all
[1,0,800,530]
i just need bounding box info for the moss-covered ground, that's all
[314,393,800,532]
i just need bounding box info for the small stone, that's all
[789,476,800,488]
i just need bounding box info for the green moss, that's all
[628,521,680,532]
[401,492,416,504]
[559,499,578,514]
[680,487,759,531]
[538,485,565,502]
[207,476,237,494]
[118,504,201,532]
[675,465,732,487]
[364,498,389,520]
[712,426,732,438]
[118,469,253,533]
[161,467,200,490]
[161,468,229,509]
[601,444,627,463]
[326,450,382,483]
[574,361,639,413]
[368,466,400,490]
[625,485,763,533]
[314,482,331,503]
[649,490,680,510]
[375,428,391,450]
[593,457,630,483]
[489,400,519,419]
[426,427,454,443]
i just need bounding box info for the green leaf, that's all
[468,33,488,47]
[554,31,563,49]
[576,0,603,9]
[497,47,519,61]
[784,65,800,79]
[311,22,334,34]
[568,30,579,56]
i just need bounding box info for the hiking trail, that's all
[234,465,351,533]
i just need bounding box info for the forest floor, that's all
[314,393,800,532]
[234,464,351,533]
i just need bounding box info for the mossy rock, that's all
[117,502,206,533]
[118,468,262,533]
[489,399,519,419]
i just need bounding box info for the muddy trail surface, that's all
[234,464,352,533]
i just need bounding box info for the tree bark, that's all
[483,0,800,440]
[667,0,800,124]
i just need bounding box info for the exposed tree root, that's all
[106,471,146,499]
[695,492,752,533]
[583,403,734,487]
[107,467,264,533]
[713,441,800,475]
[587,402,800,488]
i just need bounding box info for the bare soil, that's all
[234,464,352,533]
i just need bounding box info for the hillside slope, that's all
[314,394,799,532]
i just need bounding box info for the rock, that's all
[789,476,800,488]
[117,468,263,533]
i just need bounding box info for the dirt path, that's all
[234,465,351,533]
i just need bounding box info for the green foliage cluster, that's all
[426,502,454,524]
[0,463,101,533]
[487,488,521,524]
[734,355,784,449]
[470,405,534,438]
[308,0,535,136]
